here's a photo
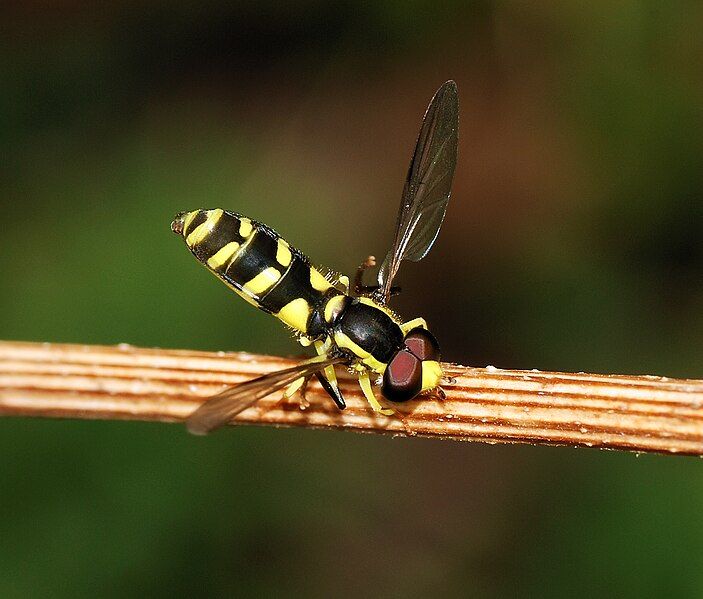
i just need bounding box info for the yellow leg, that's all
[313,339,342,397]
[283,376,306,399]
[282,353,331,401]
[400,317,428,334]
[358,371,394,416]
[314,338,331,356]
[323,364,338,386]
[281,354,337,406]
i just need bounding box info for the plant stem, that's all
[1,340,702,455]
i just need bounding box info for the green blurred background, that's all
[2,2,703,597]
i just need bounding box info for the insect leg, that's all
[313,339,346,409]
[281,375,313,410]
[283,376,308,399]
[314,373,345,409]
[358,370,394,416]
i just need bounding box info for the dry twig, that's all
[1,340,702,455]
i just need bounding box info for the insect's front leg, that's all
[358,370,394,416]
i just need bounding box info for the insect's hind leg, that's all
[283,375,306,398]
[282,335,346,409]
[282,375,313,409]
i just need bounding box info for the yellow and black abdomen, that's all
[172,208,339,337]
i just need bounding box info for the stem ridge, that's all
[1,341,702,455]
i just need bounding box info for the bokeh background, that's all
[2,2,703,597]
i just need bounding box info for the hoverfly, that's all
[171,80,458,434]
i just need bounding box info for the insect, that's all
[171,80,458,434]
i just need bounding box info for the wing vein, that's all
[377,81,459,302]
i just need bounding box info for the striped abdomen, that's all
[172,208,340,337]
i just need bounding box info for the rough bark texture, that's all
[1,340,702,455]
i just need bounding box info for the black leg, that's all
[315,373,346,409]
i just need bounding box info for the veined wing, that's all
[377,80,459,303]
[186,355,344,435]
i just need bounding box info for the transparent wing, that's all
[377,80,459,302]
[186,356,344,435]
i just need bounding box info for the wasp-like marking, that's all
[174,80,458,434]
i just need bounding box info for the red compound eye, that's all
[403,328,440,361]
[382,350,422,403]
